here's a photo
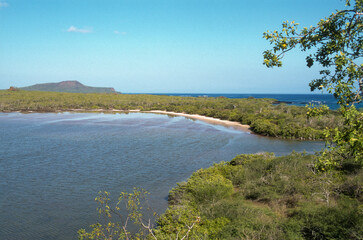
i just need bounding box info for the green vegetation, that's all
[263,0,362,170]
[0,90,343,140]
[78,189,160,240]
[263,0,362,107]
[18,80,117,93]
[157,152,362,239]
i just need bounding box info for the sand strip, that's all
[142,110,251,133]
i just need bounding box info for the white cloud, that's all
[0,1,9,8]
[114,30,127,35]
[67,26,92,33]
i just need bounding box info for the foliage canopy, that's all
[263,0,363,169]
[263,0,362,106]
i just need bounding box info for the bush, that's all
[205,198,286,239]
[155,205,201,239]
[288,198,363,240]
[185,169,234,204]
[230,152,275,166]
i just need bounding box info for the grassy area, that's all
[0,90,343,140]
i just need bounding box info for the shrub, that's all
[185,169,234,204]
[288,198,363,240]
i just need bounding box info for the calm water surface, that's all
[0,112,325,239]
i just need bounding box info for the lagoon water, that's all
[0,112,325,239]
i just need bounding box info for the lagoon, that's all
[0,112,325,239]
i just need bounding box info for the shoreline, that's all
[5,108,251,133]
[144,110,251,133]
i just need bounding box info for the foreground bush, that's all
[157,153,362,239]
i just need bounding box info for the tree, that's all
[78,188,200,240]
[263,0,362,170]
[78,189,156,240]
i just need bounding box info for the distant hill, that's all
[20,81,117,93]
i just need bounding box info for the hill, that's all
[19,81,117,93]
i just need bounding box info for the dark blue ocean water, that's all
[136,93,353,110]
[0,112,325,240]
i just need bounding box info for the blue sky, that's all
[0,0,347,93]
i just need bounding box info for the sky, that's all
[0,0,348,93]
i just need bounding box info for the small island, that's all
[18,80,118,94]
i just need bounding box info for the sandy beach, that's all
[142,110,251,133]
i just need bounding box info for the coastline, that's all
[93,109,251,132]
[6,108,251,133]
